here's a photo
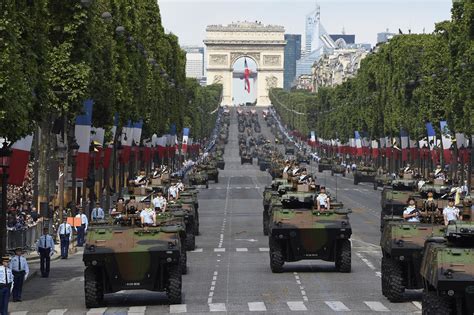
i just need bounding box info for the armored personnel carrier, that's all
[353,166,376,185]
[268,200,352,273]
[241,151,253,165]
[188,169,209,188]
[204,162,219,183]
[83,219,183,307]
[284,145,295,155]
[421,221,474,314]
[318,158,333,173]
[166,203,197,250]
[380,179,418,231]
[380,214,445,302]
[331,164,346,177]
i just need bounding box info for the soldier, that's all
[91,202,105,221]
[443,198,460,226]
[422,191,439,214]
[36,228,55,278]
[283,160,291,173]
[168,185,179,200]
[152,191,167,212]
[403,198,420,222]
[140,202,156,227]
[57,217,72,259]
[316,187,330,211]
[434,164,445,180]
[9,248,29,302]
[130,170,148,187]
[75,208,88,247]
[0,256,13,313]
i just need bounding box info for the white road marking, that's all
[356,252,377,270]
[248,302,267,312]
[47,310,68,315]
[170,304,187,313]
[412,301,422,309]
[236,247,248,252]
[209,291,214,297]
[214,271,218,276]
[128,306,146,314]
[86,308,107,315]
[214,248,225,252]
[364,301,390,312]
[10,312,28,315]
[210,286,215,291]
[325,301,350,312]
[259,247,269,252]
[287,301,308,311]
[209,303,227,312]
[191,248,203,253]
[376,271,382,278]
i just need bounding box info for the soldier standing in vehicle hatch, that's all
[316,187,330,211]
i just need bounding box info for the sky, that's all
[158,0,453,103]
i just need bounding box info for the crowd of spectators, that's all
[6,163,40,231]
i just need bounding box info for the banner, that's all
[74,100,93,179]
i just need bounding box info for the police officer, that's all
[75,208,88,247]
[0,256,13,314]
[9,248,29,302]
[57,217,72,259]
[36,228,55,278]
[91,202,105,221]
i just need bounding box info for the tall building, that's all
[182,46,205,79]
[329,34,355,46]
[377,29,396,44]
[284,34,302,90]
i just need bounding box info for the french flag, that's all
[440,121,453,163]
[91,127,105,169]
[426,122,437,150]
[8,135,34,186]
[354,131,363,156]
[182,128,189,154]
[120,120,134,164]
[131,120,143,162]
[74,100,93,179]
[244,58,251,93]
[400,129,409,162]
[371,140,379,159]
[157,136,167,159]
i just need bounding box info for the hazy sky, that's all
[158,0,453,103]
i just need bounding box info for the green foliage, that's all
[270,0,473,141]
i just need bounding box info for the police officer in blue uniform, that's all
[0,256,14,314]
[36,228,55,278]
[9,248,29,302]
[57,217,72,259]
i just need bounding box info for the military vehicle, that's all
[241,151,253,165]
[331,164,346,177]
[204,163,219,183]
[374,173,393,190]
[296,152,310,164]
[285,145,295,155]
[188,169,209,188]
[216,158,225,170]
[178,191,200,235]
[83,219,183,307]
[353,166,376,185]
[420,221,474,314]
[166,203,197,250]
[258,156,271,172]
[268,198,352,273]
[318,158,333,173]
[380,215,445,302]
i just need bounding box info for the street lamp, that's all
[70,139,80,211]
[0,141,12,256]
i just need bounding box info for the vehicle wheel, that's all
[215,177,219,183]
[422,290,453,315]
[385,257,405,302]
[269,239,284,273]
[186,231,196,251]
[335,239,351,273]
[206,182,209,189]
[354,178,359,185]
[331,170,334,176]
[194,211,200,235]
[373,183,378,190]
[263,212,269,236]
[343,172,346,177]
[180,247,187,275]
[318,168,322,173]
[167,265,182,304]
[84,266,104,308]
[381,256,388,297]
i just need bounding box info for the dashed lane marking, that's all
[236,248,248,252]
[364,301,390,312]
[191,248,203,253]
[209,303,227,312]
[259,247,269,252]
[214,248,225,252]
[412,301,422,310]
[248,302,267,312]
[325,301,351,312]
[128,306,146,314]
[86,308,107,315]
[47,310,67,315]
[287,301,308,311]
[169,304,187,313]
[10,312,28,315]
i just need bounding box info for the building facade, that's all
[284,34,302,91]
[182,46,205,79]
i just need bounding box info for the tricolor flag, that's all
[91,127,105,169]
[120,120,134,164]
[310,131,316,147]
[426,122,437,150]
[440,121,453,163]
[74,100,93,179]
[400,129,409,162]
[354,131,363,156]
[131,120,143,162]
[244,58,251,94]
[8,135,34,186]
[182,128,189,154]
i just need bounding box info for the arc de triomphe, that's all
[204,22,286,107]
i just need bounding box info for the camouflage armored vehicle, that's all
[216,157,225,170]
[318,158,333,173]
[331,164,346,177]
[374,173,393,189]
[258,156,271,172]
[380,216,445,302]
[420,221,474,315]
[188,169,209,188]
[284,145,295,155]
[353,166,376,185]
[418,180,452,198]
[178,191,200,235]
[204,162,219,183]
[380,180,418,231]
[166,203,197,250]
[296,152,310,164]
[83,220,183,307]
[241,151,253,165]
[269,162,284,179]
[268,200,352,273]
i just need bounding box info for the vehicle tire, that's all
[343,172,346,177]
[206,182,209,189]
[318,167,322,173]
[84,266,104,308]
[263,212,269,236]
[381,256,388,297]
[194,211,200,235]
[167,265,182,304]
[331,170,334,176]
[186,231,196,251]
[269,239,284,273]
[422,290,453,315]
[335,239,351,273]
[180,247,187,275]
[215,177,219,184]
[385,257,405,302]
[374,182,378,190]
[354,178,359,185]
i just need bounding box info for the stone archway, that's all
[204,22,286,106]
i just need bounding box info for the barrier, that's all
[6,222,45,252]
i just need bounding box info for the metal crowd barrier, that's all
[6,221,46,253]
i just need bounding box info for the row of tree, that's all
[269,0,473,143]
[1,0,221,143]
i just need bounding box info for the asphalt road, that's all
[10,109,422,314]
